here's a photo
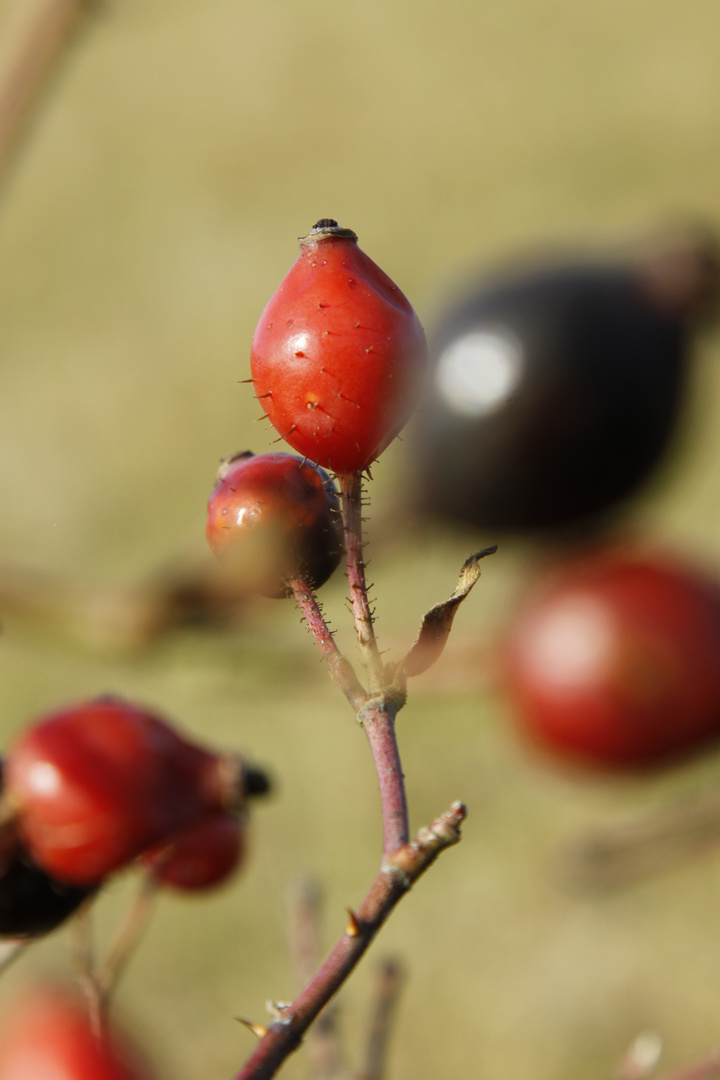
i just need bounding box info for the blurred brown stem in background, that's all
[357,958,403,1080]
[0,561,248,653]
[559,789,720,892]
[0,0,96,180]
[287,881,350,1080]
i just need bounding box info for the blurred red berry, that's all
[0,985,157,1080]
[503,549,720,769]
[142,812,245,892]
[5,697,241,885]
[206,451,343,597]
[251,219,427,474]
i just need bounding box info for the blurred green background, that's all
[1,1,720,1078]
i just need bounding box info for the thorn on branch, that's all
[345,909,361,938]
[236,1018,269,1040]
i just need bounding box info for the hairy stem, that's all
[290,577,367,711]
[339,473,384,695]
[234,803,466,1080]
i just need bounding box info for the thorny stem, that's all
[290,578,367,712]
[0,0,94,181]
[291,575,408,857]
[339,473,385,695]
[234,803,466,1080]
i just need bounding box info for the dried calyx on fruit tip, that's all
[298,218,359,245]
[217,752,272,813]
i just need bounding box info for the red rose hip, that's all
[0,985,158,1080]
[251,219,427,473]
[4,697,242,885]
[142,812,246,892]
[206,451,343,598]
[504,549,720,769]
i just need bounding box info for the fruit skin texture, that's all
[5,698,236,885]
[0,985,157,1080]
[142,812,245,891]
[415,247,713,533]
[251,220,427,474]
[206,451,343,598]
[503,550,720,770]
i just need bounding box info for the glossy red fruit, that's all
[251,219,427,474]
[206,451,343,598]
[142,812,245,891]
[5,698,240,885]
[504,550,720,769]
[0,985,157,1080]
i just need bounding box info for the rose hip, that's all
[504,549,720,769]
[251,219,427,474]
[4,697,243,885]
[142,812,245,892]
[0,985,158,1080]
[206,451,343,598]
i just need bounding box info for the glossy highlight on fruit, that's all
[415,230,719,532]
[0,985,157,1080]
[206,451,343,597]
[251,219,428,473]
[142,812,245,892]
[504,549,720,769]
[0,759,93,937]
[5,697,241,885]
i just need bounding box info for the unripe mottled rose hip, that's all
[206,451,343,598]
[251,219,427,473]
[5,697,244,885]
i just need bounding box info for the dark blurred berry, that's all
[414,228,719,533]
